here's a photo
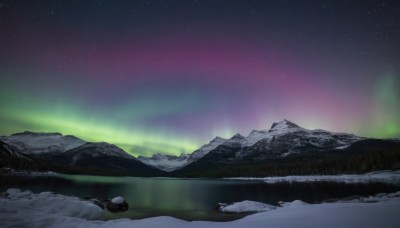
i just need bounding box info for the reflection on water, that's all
[1,174,399,221]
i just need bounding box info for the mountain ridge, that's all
[139,120,366,171]
[1,120,400,177]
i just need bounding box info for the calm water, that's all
[1,174,399,221]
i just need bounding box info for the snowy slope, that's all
[137,153,190,172]
[243,120,363,148]
[223,134,246,147]
[0,132,85,155]
[226,170,400,184]
[187,136,227,162]
[65,142,135,160]
[137,136,229,171]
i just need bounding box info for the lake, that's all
[1,174,399,221]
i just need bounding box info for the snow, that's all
[138,154,190,172]
[280,149,298,157]
[219,200,276,213]
[1,188,400,228]
[242,119,363,148]
[0,188,103,228]
[187,137,227,162]
[335,145,350,150]
[0,132,85,155]
[67,142,134,160]
[244,130,270,147]
[0,169,59,176]
[222,134,246,147]
[111,197,125,204]
[140,137,228,171]
[226,170,400,184]
[279,200,308,207]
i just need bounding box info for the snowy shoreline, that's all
[225,170,400,184]
[1,188,400,228]
[2,169,400,183]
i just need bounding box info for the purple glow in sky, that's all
[0,0,399,156]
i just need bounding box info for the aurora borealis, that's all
[0,0,399,156]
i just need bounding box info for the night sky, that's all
[1,0,399,156]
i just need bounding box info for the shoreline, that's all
[1,188,400,228]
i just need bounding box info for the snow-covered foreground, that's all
[227,170,400,184]
[1,188,400,228]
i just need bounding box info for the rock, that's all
[105,197,129,213]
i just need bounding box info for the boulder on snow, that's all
[105,196,129,213]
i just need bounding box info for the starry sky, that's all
[0,0,399,156]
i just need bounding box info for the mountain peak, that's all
[230,133,245,140]
[211,136,226,143]
[270,119,300,130]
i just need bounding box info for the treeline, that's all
[0,152,158,177]
[0,157,156,177]
[0,153,43,172]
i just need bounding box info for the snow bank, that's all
[1,189,400,228]
[226,170,400,184]
[0,188,103,228]
[278,200,308,207]
[219,200,275,213]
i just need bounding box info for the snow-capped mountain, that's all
[65,142,135,161]
[138,120,366,171]
[0,132,134,160]
[0,132,162,175]
[45,142,160,173]
[187,136,227,162]
[216,119,363,161]
[138,153,190,172]
[242,120,362,149]
[0,132,85,155]
[235,119,364,160]
[137,136,228,171]
[173,120,370,175]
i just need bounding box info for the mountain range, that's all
[1,120,400,177]
[140,120,364,171]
